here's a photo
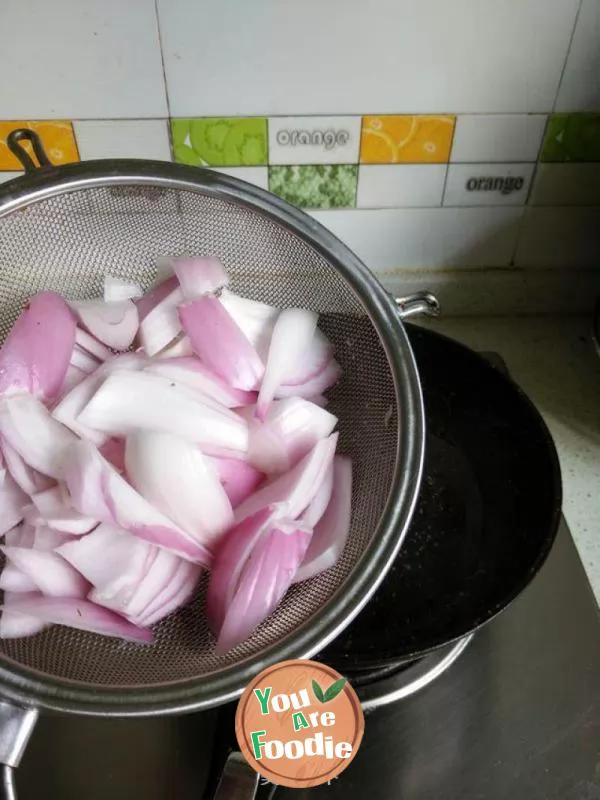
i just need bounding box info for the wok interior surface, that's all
[322,325,562,668]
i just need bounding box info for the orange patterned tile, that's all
[0,121,79,170]
[360,115,455,164]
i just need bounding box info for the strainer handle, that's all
[6,129,53,173]
[395,291,440,319]
[212,751,259,799]
[1,766,16,800]
[0,701,38,800]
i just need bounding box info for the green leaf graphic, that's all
[323,678,347,702]
[312,679,325,703]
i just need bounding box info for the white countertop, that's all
[417,315,600,604]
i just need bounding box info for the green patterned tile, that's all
[268,165,357,209]
[541,113,600,163]
[171,117,268,166]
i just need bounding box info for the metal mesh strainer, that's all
[0,136,425,723]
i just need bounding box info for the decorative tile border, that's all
[0,121,78,170]
[171,117,268,166]
[268,116,361,165]
[269,165,357,209]
[443,163,534,207]
[530,163,600,206]
[0,114,599,211]
[360,115,455,164]
[541,113,600,163]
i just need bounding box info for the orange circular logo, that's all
[235,659,364,789]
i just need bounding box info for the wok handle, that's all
[0,701,38,800]
[395,291,440,320]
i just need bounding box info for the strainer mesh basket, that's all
[0,174,405,696]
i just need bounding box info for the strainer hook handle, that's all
[6,129,52,173]
[395,291,440,320]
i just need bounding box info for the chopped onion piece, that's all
[0,565,38,594]
[64,441,212,565]
[145,357,256,408]
[125,431,233,549]
[0,291,76,400]
[243,397,337,474]
[301,459,335,528]
[169,256,229,299]
[138,288,183,356]
[78,371,249,456]
[206,506,278,634]
[155,333,193,359]
[233,433,338,524]
[72,299,139,351]
[0,468,27,535]
[294,455,352,582]
[104,276,143,303]
[206,456,264,508]
[120,547,182,621]
[5,523,34,549]
[53,353,146,445]
[179,297,264,391]
[69,345,101,375]
[279,329,334,387]
[135,275,178,322]
[0,394,77,479]
[60,365,88,397]
[31,486,97,535]
[57,523,154,607]
[138,560,200,626]
[275,358,342,399]
[219,290,279,361]
[0,593,153,642]
[98,438,126,473]
[75,328,112,362]
[256,308,318,421]
[215,518,312,653]
[1,546,90,597]
[1,438,55,495]
[0,593,47,637]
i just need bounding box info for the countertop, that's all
[418,314,600,603]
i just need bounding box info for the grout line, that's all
[0,112,565,124]
[510,205,531,267]
[153,0,173,156]
[440,163,451,206]
[552,0,584,112]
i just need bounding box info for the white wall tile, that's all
[268,117,360,165]
[356,165,446,208]
[157,0,580,116]
[310,208,522,270]
[556,0,600,111]
[515,207,600,267]
[0,173,22,185]
[444,163,535,206]
[451,115,547,163]
[209,167,269,191]
[0,0,167,118]
[74,121,171,161]
[530,164,600,206]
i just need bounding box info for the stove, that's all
[12,352,600,800]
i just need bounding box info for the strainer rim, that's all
[0,160,424,715]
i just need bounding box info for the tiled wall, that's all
[0,0,598,301]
